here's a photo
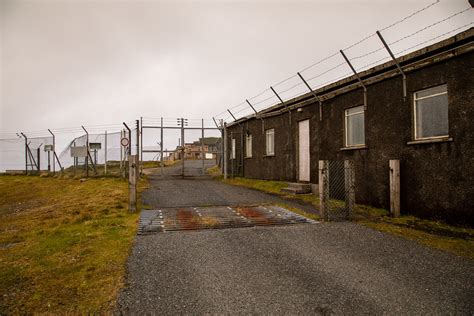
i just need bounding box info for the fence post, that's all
[344,160,355,219]
[223,122,228,179]
[318,160,329,221]
[136,120,140,178]
[129,154,137,212]
[389,159,400,217]
[104,130,107,175]
[37,148,41,172]
[201,118,205,175]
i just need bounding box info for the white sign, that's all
[121,137,129,147]
[71,146,88,157]
[89,142,102,150]
[44,145,54,152]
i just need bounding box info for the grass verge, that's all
[0,175,145,313]
[221,177,474,260]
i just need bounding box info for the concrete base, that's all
[281,182,312,194]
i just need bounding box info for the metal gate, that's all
[318,160,355,221]
[140,117,223,178]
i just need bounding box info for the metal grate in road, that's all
[138,205,317,234]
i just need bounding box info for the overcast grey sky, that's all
[1,0,472,136]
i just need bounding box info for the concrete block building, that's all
[224,29,474,225]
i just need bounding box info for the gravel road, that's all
[117,162,474,314]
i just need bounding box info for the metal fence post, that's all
[104,130,107,175]
[344,160,355,219]
[389,160,401,217]
[160,117,164,177]
[136,119,140,178]
[128,154,137,212]
[319,160,329,221]
[48,129,56,173]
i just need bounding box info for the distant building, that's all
[169,137,221,161]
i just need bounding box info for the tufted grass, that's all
[0,175,143,313]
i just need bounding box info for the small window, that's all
[231,138,236,159]
[414,84,448,140]
[345,106,365,147]
[265,129,275,156]
[245,134,252,158]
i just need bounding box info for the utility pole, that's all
[160,117,164,177]
[140,117,143,175]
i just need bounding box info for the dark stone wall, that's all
[226,51,474,225]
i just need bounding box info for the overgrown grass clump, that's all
[0,175,140,313]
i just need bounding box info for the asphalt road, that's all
[117,163,474,314]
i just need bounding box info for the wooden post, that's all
[129,154,137,212]
[344,160,355,219]
[223,122,228,179]
[201,118,205,175]
[318,160,329,221]
[389,159,400,217]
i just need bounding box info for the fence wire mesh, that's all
[320,160,355,221]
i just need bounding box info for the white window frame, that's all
[413,84,449,141]
[265,129,275,156]
[245,134,252,158]
[344,106,365,147]
[231,138,236,159]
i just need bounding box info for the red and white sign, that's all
[121,137,129,147]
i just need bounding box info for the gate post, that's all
[389,159,400,217]
[223,122,228,180]
[318,160,329,221]
[201,118,205,175]
[344,160,355,219]
[129,154,137,212]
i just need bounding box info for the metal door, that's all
[298,120,310,182]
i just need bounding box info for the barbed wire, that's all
[379,0,440,32]
[394,22,474,56]
[389,6,472,46]
[214,1,471,123]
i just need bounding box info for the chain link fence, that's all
[319,160,355,221]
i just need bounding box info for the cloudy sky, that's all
[1,0,472,138]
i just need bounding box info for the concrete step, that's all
[281,183,312,194]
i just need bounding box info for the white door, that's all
[298,120,310,182]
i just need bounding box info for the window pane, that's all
[266,129,274,155]
[416,93,448,138]
[346,112,365,146]
[346,105,364,115]
[231,138,236,159]
[415,84,447,99]
[246,135,252,157]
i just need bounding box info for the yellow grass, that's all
[0,175,144,313]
